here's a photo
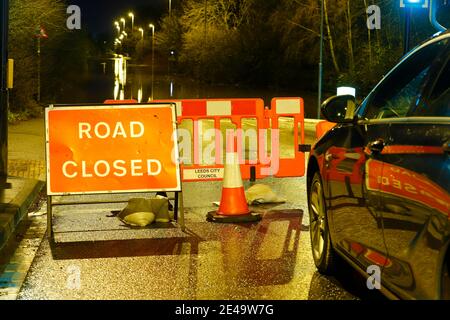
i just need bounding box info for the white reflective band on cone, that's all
[223,152,244,188]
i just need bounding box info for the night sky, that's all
[69,0,172,37]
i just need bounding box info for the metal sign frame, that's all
[45,103,182,195]
[45,103,185,243]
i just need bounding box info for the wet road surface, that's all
[0,176,385,300]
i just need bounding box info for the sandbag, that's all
[245,184,286,205]
[121,211,156,227]
[117,197,172,227]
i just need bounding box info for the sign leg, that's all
[47,195,53,241]
[179,191,185,232]
[174,191,179,221]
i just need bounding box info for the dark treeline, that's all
[8,0,97,118]
[6,0,449,118]
[157,0,447,96]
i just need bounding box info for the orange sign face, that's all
[46,104,181,195]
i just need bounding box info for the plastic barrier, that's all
[153,98,266,181]
[269,98,305,178]
[104,99,138,105]
[153,97,306,182]
[315,120,335,140]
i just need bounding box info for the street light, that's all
[149,24,155,101]
[400,0,428,8]
[139,27,144,39]
[317,0,324,119]
[169,0,172,18]
[128,12,134,30]
[399,0,429,54]
[120,18,126,30]
[114,21,121,35]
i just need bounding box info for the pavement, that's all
[0,116,381,301]
[0,118,46,298]
[1,118,46,252]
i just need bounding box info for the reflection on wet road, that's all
[4,177,386,300]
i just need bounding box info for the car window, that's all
[362,38,448,120]
[410,57,450,117]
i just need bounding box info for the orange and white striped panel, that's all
[153,99,263,118]
[273,98,303,115]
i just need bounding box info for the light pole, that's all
[128,12,134,30]
[0,0,9,187]
[114,21,120,35]
[139,27,144,40]
[120,18,126,30]
[400,0,430,54]
[169,0,172,18]
[149,24,155,101]
[203,0,207,96]
[317,0,324,119]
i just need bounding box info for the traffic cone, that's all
[207,132,262,223]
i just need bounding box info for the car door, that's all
[372,38,450,299]
[321,107,391,272]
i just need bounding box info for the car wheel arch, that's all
[307,156,320,196]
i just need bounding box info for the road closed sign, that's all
[45,104,181,195]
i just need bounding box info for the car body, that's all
[307,30,450,300]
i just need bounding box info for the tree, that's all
[8,0,67,113]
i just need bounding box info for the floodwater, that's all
[55,57,319,118]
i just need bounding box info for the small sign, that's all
[46,104,181,195]
[183,167,224,181]
[35,26,49,39]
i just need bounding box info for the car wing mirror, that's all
[321,95,357,124]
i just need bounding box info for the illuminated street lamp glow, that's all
[139,27,144,39]
[138,86,143,103]
[128,12,135,30]
[337,86,356,97]
[120,18,126,30]
[400,0,428,8]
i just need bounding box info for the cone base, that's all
[207,211,262,224]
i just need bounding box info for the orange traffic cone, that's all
[207,133,262,223]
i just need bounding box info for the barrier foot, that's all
[206,211,262,224]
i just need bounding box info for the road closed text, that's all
[46,105,181,194]
[61,121,162,178]
[62,159,162,178]
[78,121,144,139]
